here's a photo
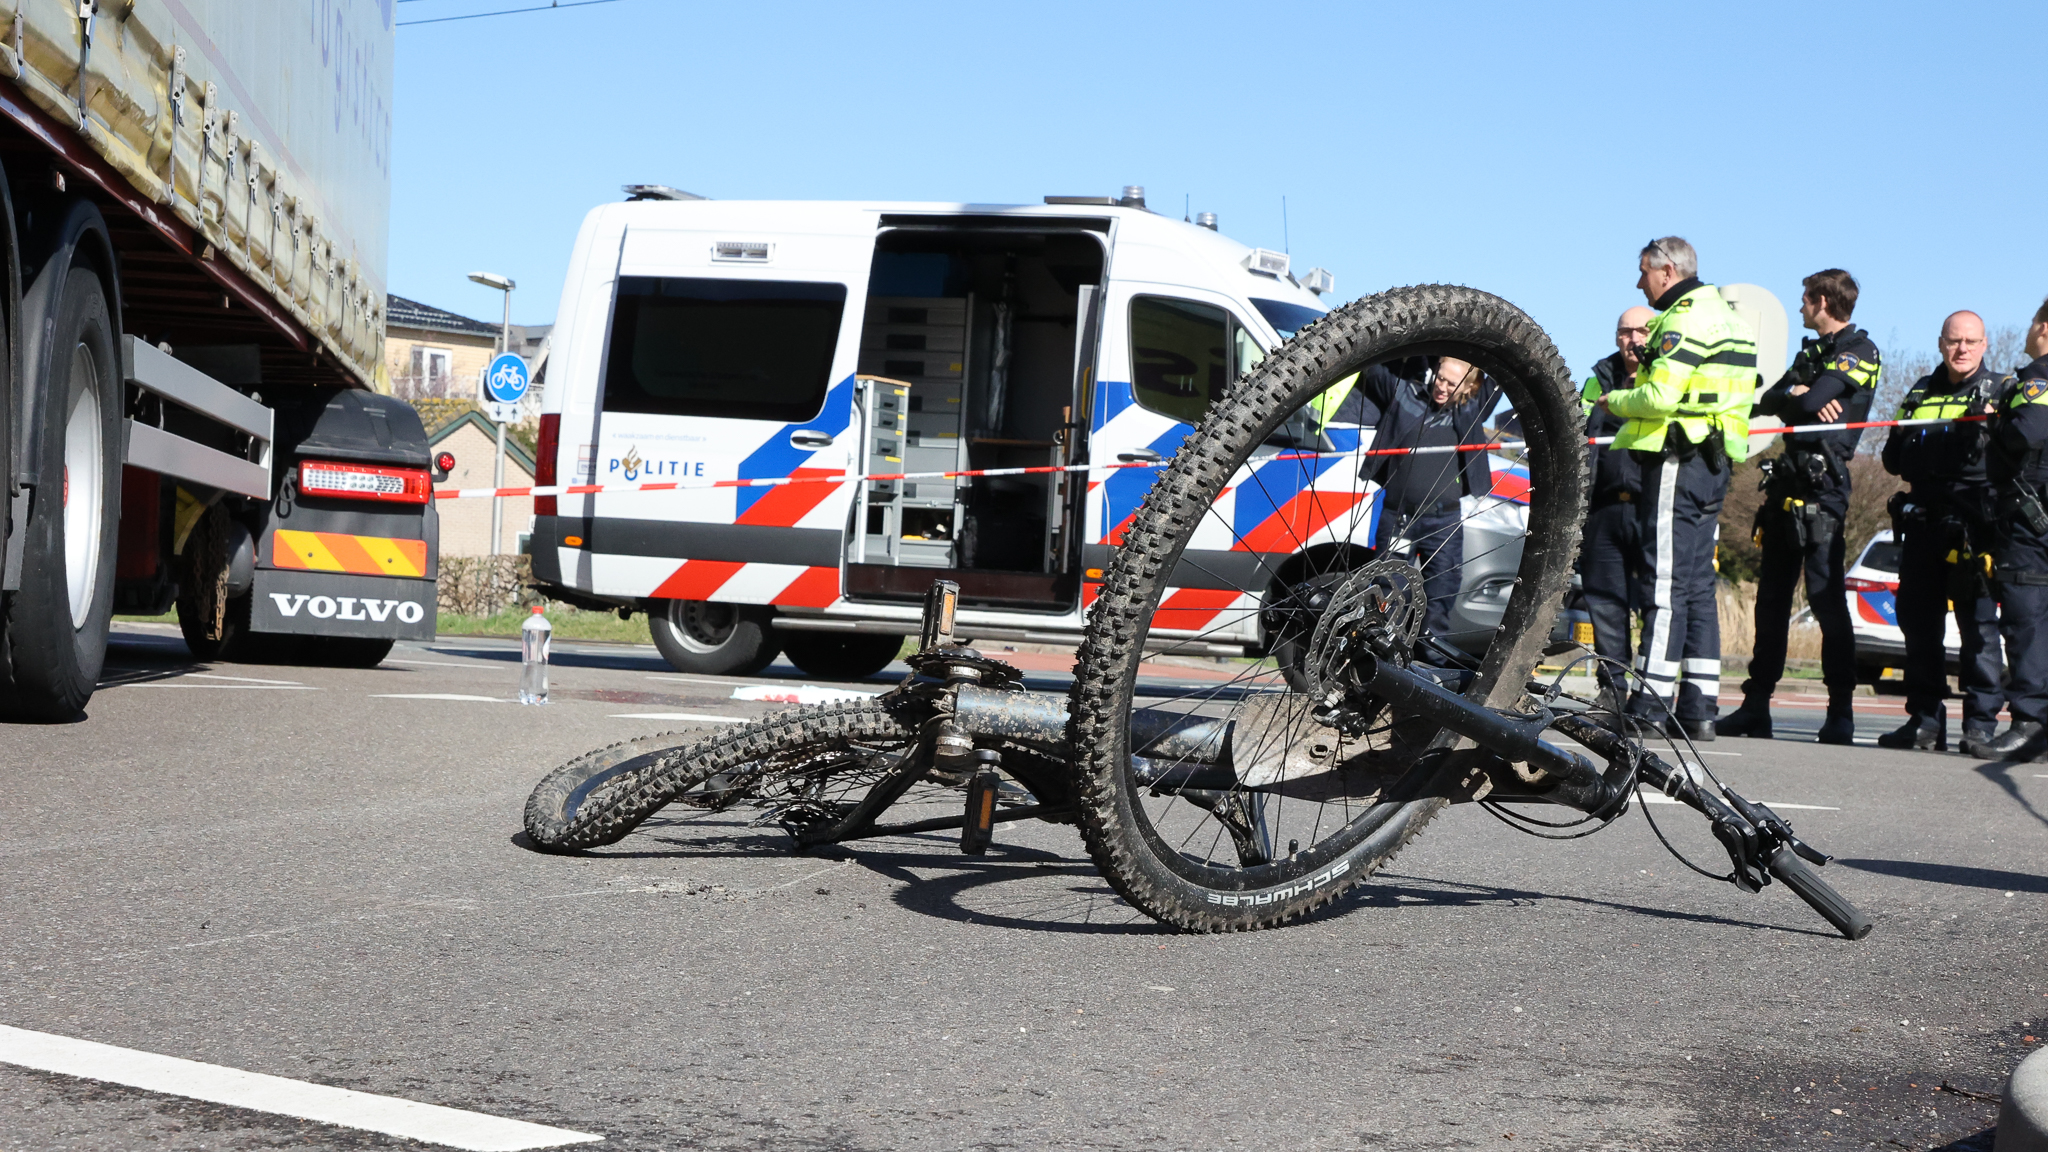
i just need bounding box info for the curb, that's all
[1999,1046,2048,1151]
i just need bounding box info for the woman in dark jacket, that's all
[1339,356,1502,639]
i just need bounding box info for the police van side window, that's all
[1130,295,1230,425]
[602,276,847,422]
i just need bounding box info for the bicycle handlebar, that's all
[1767,844,1874,940]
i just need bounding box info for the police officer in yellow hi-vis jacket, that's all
[1593,237,1757,738]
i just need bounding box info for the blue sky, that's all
[391,0,2048,380]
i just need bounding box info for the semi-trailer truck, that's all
[0,2,432,720]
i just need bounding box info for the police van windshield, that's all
[602,276,847,422]
[1252,298,1325,339]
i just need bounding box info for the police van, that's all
[530,189,1529,678]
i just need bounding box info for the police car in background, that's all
[1846,529,1961,690]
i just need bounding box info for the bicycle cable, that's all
[1477,653,1636,840]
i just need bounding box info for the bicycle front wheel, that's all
[1069,284,1586,931]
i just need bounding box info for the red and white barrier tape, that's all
[434,414,1984,501]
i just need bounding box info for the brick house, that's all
[427,408,536,557]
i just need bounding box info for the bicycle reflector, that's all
[298,460,431,504]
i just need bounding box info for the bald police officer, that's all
[1971,298,2048,761]
[1596,237,1758,739]
[1580,307,1652,714]
[1879,311,2007,750]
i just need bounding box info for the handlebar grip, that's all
[1769,844,1873,940]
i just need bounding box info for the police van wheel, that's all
[649,599,780,676]
[779,632,905,681]
[1067,284,1585,931]
[0,269,121,721]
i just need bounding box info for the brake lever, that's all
[1706,811,1770,893]
[1719,787,1830,866]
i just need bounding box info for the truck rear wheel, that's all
[175,503,252,661]
[648,599,779,676]
[779,631,904,681]
[1,269,121,720]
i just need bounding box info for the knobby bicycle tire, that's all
[1068,284,1586,931]
[524,699,923,853]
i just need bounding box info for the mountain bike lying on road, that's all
[523,285,1873,940]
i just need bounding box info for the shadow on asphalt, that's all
[1836,857,2048,894]
[1974,760,2048,831]
[1348,872,1843,938]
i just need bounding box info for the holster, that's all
[1670,424,1729,474]
[1943,515,1992,600]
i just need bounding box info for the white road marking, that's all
[1634,788,1839,811]
[731,684,876,705]
[609,712,744,723]
[645,674,747,687]
[372,694,507,703]
[0,1024,602,1151]
[178,673,306,685]
[382,658,491,669]
[129,683,321,691]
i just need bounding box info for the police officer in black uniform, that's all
[1878,311,2007,750]
[1579,307,1651,714]
[1717,270,1879,744]
[1970,297,2048,761]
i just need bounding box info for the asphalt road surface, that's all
[1,624,2041,1151]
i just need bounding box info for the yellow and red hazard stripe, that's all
[271,530,429,578]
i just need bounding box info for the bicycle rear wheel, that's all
[1069,284,1585,931]
[523,699,925,853]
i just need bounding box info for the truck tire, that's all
[779,631,904,681]
[0,269,121,720]
[649,598,779,676]
[176,502,252,661]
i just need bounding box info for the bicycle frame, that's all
[785,580,1872,941]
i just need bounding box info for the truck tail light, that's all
[536,413,560,516]
[298,460,431,504]
[1845,577,1898,592]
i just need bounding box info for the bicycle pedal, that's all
[961,769,1002,855]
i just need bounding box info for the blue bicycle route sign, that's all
[483,353,530,405]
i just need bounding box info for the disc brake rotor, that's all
[1301,555,1427,700]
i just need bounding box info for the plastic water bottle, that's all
[519,606,551,705]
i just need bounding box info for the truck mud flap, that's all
[251,570,436,640]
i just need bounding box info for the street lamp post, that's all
[468,271,516,555]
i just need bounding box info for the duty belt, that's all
[1999,568,2048,587]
